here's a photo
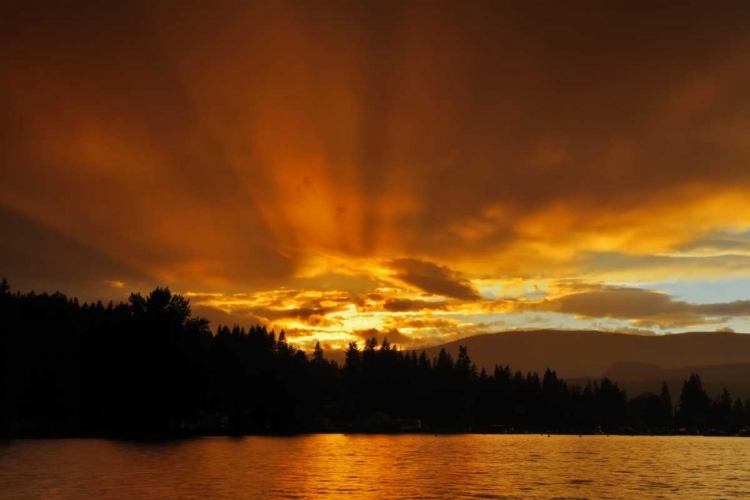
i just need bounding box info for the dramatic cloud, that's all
[3,1,750,347]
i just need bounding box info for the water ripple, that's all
[1,435,749,499]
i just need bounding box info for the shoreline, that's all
[3,428,746,440]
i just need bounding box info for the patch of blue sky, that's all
[631,278,750,304]
[717,317,750,334]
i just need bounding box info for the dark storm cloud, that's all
[540,286,750,328]
[389,258,481,300]
[381,298,452,313]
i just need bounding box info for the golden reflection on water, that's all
[2,435,749,499]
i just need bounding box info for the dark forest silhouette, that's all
[2,280,749,438]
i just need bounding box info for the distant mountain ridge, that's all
[420,330,750,379]
[605,361,750,384]
[602,360,750,401]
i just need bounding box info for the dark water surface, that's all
[2,435,749,499]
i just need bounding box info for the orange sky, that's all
[3,1,750,350]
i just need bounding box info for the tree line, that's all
[1,281,748,437]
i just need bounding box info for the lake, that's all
[1,435,749,499]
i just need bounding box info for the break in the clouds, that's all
[3,1,750,347]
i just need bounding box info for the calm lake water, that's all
[1,435,749,499]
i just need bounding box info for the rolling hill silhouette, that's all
[421,330,750,380]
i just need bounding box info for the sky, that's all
[3,1,750,351]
